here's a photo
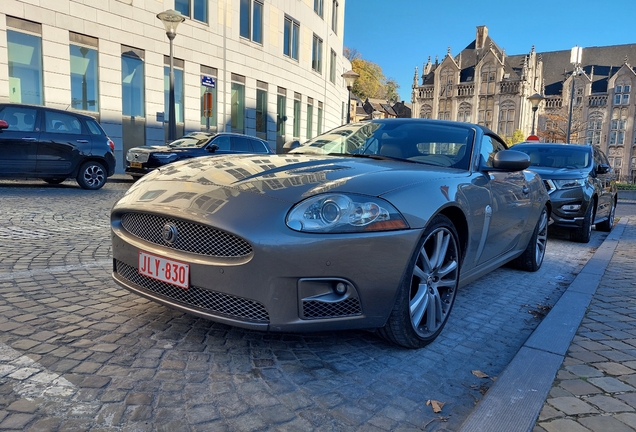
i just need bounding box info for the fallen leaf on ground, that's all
[426,399,445,413]
[472,370,489,378]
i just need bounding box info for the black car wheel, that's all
[511,205,548,272]
[77,161,107,190]
[596,201,615,232]
[574,203,594,243]
[43,178,66,185]
[378,214,460,349]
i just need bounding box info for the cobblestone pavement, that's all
[535,216,636,432]
[0,179,608,431]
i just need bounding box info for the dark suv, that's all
[514,143,617,243]
[0,103,116,190]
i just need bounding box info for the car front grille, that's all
[120,213,253,258]
[127,151,149,163]
[115,260,269,323]
[302,298,362,319]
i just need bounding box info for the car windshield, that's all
[167,133,214,148]
[516,145,591,169]
[289,120,474,170]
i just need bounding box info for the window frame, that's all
[240,0,263,44]
[312,34,323,73]
[283,16,299,60]
[175,0,208,23]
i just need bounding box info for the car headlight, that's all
[286,193,408,233]
[553,178,586,189]
[153,153,178,162]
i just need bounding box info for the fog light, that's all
[561,204,581,211]
[334,282,348,295]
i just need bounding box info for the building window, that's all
[457,102,471,123]
[609,107,627,146]
[478,97,494,128]
[420,104,432,119]
[70,35,99,112]
[7,22,43,105]
[175,0,207,23]
[585,113,603,146]
[331,1,338,33]
[329,49,337,83]
[317,102,323,134]
[312,34,323,73]
[614,83,631,105]
[240,0,263,44]
[306,100,313,139]
[439,68,453,97]
[293,93,301,138]
[164,58,184,124]
[283,16,299,60]
[121,48,145,117]
[498,101,515,137]
[231,75,246,133]
[480,64,496,95]
[438,99,451,120]
[314,0,324,18]
[277,87,287,138]
[256,82,268,139]
[200,66,217,132]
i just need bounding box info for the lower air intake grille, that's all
[115,260,269,323]
[302,298,362,319]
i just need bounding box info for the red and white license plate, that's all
[138,251,190,289]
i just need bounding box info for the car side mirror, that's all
[0,119,8,131]
[490,150,531,172]
[596,164,610,174]
[208,144,219,153]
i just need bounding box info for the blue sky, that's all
[343,0,636,102]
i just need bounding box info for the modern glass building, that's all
[0,0,350,171]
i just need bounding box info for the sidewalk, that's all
[460,216,635,432]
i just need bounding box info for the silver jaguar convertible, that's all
[111,118,550,348]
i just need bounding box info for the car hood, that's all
[528,166,589,179]
[118,153,461,208]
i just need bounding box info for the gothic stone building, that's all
[411,26,636,182]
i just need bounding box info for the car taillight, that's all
[108,139,115,152]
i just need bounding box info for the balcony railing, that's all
[588,95,608,107]
[545,97,563,109]
[499,81,520,94]
[456,84,475,97]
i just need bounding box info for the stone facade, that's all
[411,26,636,182]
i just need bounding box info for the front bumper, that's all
[546,188,590,229]
[111,209,420,332]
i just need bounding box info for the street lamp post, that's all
[341,70,359,124]
[566,46,583,143]
[157,9,185,142]
[527,93,545,136]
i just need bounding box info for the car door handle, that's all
[22,137,37,142]
[76,139,89,144]
[522,186,530,195]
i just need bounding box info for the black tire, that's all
[131,175,143,182]
[76,161,107,190]
[573,203,594,243]
[378,214,460,349]
[595,200,615,232]
[511,205,548,272]
[42,178,65,185]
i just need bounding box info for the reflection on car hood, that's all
[128,145,199,153]
[528,166,588,179]
[120,153,458,208]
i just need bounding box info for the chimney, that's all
[476,25,488,50]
